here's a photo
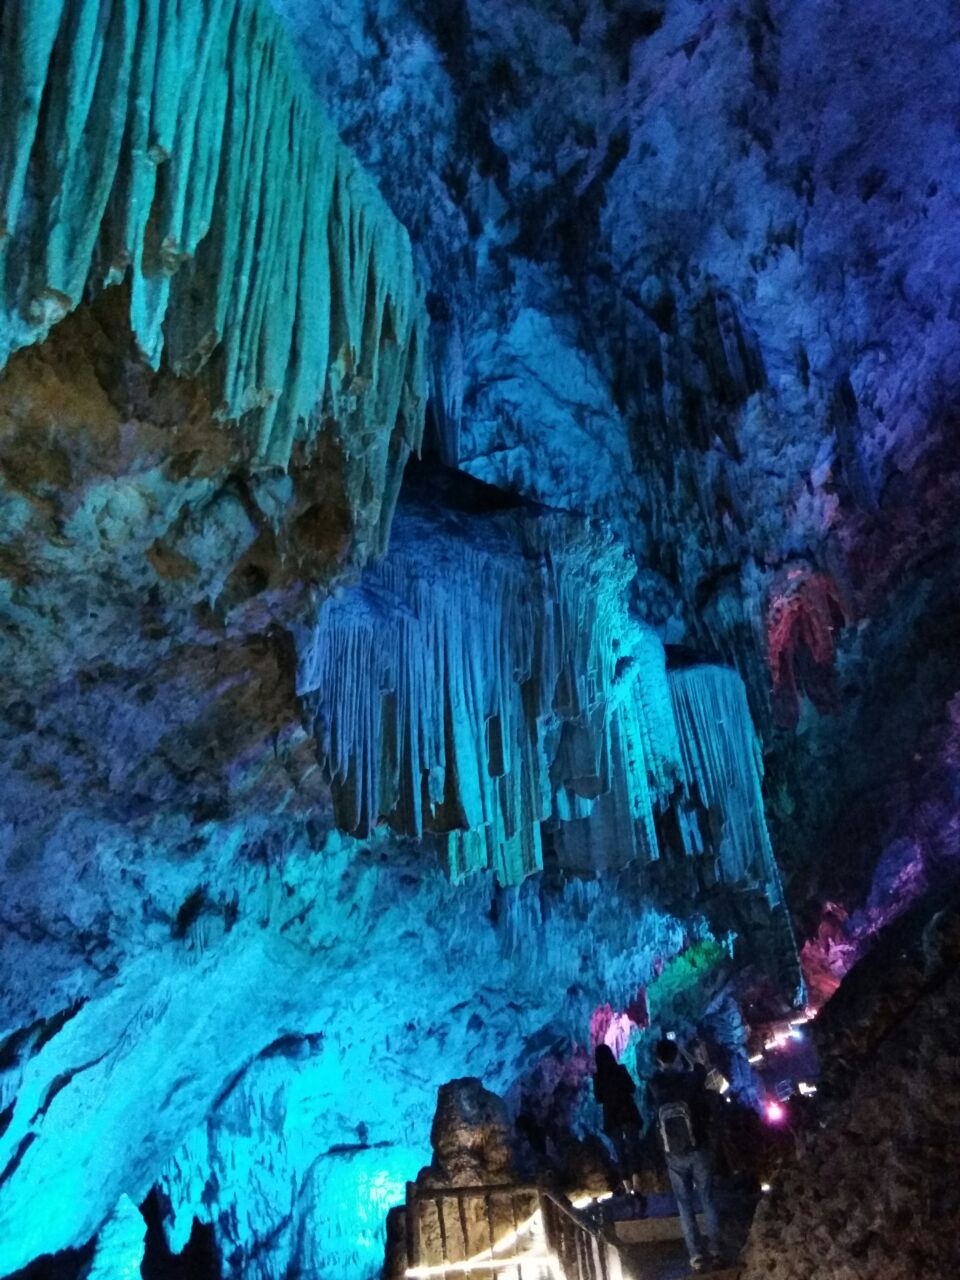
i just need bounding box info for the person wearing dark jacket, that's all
[593,1043,644,1195]
[646,1038,725,1272]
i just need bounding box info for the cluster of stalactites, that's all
[297,511,783,896]
[669,665,784,905]
[0,0,427,531]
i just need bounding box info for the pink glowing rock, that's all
[589,989,649,1058]
[766,567,850,728]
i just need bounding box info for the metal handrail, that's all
[539,1188,624,1280]
[413,1183,542,1200]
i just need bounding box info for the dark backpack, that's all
[657,1100,696,1156]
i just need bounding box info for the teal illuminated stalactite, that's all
[296,510,793,911]
[0,0,427,548]
[669,665,786,904]
[670,665,805,1002]
[296,512,673,886]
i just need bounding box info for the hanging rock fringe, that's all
[0,0,427,543]
[670,665,786,904]
[298,508,785,900]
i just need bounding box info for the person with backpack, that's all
[646,1038,725,1272]
[593,1043,644,1195]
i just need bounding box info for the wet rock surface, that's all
[270,0,960,906]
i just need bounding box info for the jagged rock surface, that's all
[149,855,710,1279]
[0,0,426,529]
[0,296,786,1277]
[741,896,960,1279]
[3,0,959,1276]
[426,1077,516,1186]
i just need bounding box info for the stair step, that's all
[614,1213,707,1243]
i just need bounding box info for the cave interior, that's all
[1,0,959,1278]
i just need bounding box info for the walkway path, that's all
[593,1185,755,1280]
[618,1236,740,1280]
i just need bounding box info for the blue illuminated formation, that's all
[0,0,800,1270]
[0,0,426,534]
[7,0,957,1275]
[297,503,788,908]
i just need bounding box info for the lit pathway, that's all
[593,1187,754,1280]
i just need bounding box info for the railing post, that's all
[403,1183,628,1280]
[437,1193,450,1280]
[457,1190,471,1265]
[405,1181,419,1272]
[509,1189,521,1280]
[486,1192,495,1269]
[599,1225,624,1280]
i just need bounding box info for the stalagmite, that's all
[0,0,427,544]
[85,1196,145,1280]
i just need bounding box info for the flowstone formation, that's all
[297,486,790,913]
[141,850,716,1279]
[11,0,953,1275]
[0,383,793,1280]
[0,0,426,541]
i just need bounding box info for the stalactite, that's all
[766,565,849,728]
[669,664,785,904]
[0,0,427,542]
[299,521,545,884]
[297,504,789,911]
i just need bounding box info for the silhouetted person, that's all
[646,1038,725,1272]
[593,1043,643,1195]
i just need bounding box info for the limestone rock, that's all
[86,1196,146,1280]
[427,1077,515,1187]
[0,0,426,520]
[741,899,960,1280]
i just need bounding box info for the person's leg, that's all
[609,1127,631,1192]
[666,1154,704,1261]
[623,1124,642,1175]
[624,1126,646,1205]
[691,1147,723,1256]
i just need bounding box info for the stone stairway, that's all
[595,1188,753,1280]
[616,1232,740,1280]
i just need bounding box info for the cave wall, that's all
[269,0,960,924]
[0,351,792,1273]
[742,893,960,1279]
[0,811,707,1276]
[152,855,709,1278]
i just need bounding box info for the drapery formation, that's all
[297,505,784,901]
[0,0,426,537]
[670,665,784,899]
